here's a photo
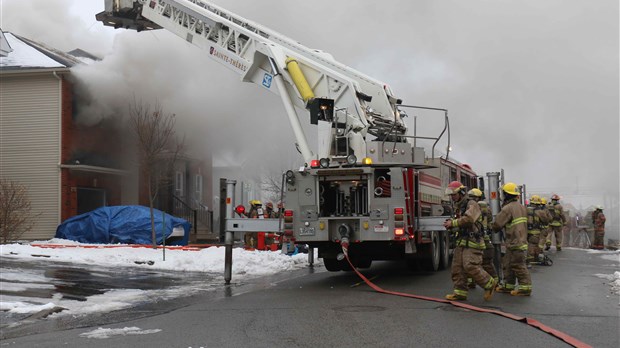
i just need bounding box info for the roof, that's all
[0,31,12,57]
[67,48,101,61]
[0,32,80,71]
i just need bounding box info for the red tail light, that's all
[235,205,246,215]
[394,228,404,236]
[284,210,293,217]
[394,207,404,215]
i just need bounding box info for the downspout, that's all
[53,71,62,226]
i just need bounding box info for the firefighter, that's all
[246,200,262,218]
[591,206,606,249]
[244,200,263,248]
[545,194,567,251]
[467,188,498,288]
[538,197,551,251]
[443,181,497,301]
[263,202,277,248]
[264,202,276,218]
[526,195,551,266]
[492,182,532,296]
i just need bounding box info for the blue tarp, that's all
[55,205,191,245]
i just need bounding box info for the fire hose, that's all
[340,246,592,348]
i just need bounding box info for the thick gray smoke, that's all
[3,0,618,236]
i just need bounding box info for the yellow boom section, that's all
[285,57,315,103]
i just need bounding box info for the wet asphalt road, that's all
[0,258,216,338]
[1,248,618,348]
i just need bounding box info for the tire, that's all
[439,231,451,270]
[421,231,440,272]
[323,258,341,272]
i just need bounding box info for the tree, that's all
[128,99,184,248]
[260,173,285,204]
[0,178,38,244]
[259,158,300,204]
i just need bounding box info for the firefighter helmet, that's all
[265,202,274,209]
[530,195,541,204]
[541,197,548,205]
[502,182,519,196]
[445,181,466,195]
[468,188,483,198]
[551,194,560,201]
[250,199,262,206]
[595,205,604,210]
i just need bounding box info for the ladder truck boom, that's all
[97,0,483,275]
[96,0,408,164]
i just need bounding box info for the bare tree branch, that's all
[128,98,184,247]
[0,178,39,244]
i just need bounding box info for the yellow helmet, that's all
[468,188,483,198]
[502,182,519,196]
[250,199,262,206]
[530,195,541,204]
[540,197,548,205]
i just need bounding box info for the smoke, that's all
[3,0,618,234]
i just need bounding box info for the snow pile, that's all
[0,238,316,275]
[594,272,620,296]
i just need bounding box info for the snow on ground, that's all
[1,238,314,275]
[0,239,320,319]
[584,248,620,295]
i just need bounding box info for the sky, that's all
[0,239,317,318]
[1,0,618,228]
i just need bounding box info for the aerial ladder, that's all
[97,0,461,281]
[96,0,410,166]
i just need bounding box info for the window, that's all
[175,171,184,197]
[195,174,203,202]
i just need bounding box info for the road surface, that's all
[1,248,618,347]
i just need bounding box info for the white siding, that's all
[0,74,61,240]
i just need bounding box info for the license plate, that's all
[299,227,315,236]
[374,225,389,233]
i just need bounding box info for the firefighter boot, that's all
[483,278,497,301]
[510,289,532,297]
[495,284,513,294]
[445,290,467,301]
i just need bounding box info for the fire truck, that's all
[96,0,483,272]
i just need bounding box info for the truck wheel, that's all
[422,231,440,272]
[323,258,341,272]
[439,231,451,270]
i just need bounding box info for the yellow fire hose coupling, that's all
[285,57,315,102]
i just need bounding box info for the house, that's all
[0,31,214,241]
